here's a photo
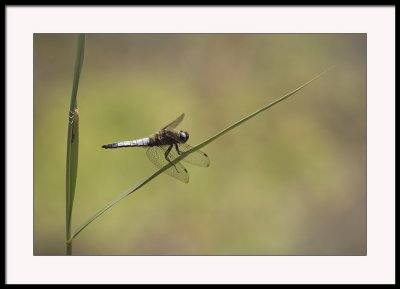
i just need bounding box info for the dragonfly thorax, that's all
[150,129,189,146]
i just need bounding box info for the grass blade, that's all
[66,34,85,254]
[70,66,334,242]
[193,65,335,152]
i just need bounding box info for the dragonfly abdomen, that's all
[102,137,150,149]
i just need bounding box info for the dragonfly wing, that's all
[146,145,189,183]
[162,113,185,130]
[177,143,210,167]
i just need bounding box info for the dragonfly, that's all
[102,113,210,183]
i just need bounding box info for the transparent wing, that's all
[175,143,210,167]
[146,145,189,183]
[162,113,185,130]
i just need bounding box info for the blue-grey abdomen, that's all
[102,137,150,149]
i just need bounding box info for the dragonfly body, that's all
[102,130,188,149]
[102,114,209,183]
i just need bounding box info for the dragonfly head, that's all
[178,131,189,143]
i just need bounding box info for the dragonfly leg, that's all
[175,143,182,155]
[164,144,179,173]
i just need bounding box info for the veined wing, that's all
[162,113,185,130]
[146,145,189,183]
[175,143,210,167]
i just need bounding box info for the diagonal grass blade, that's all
[70,66,335,242]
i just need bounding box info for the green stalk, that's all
[192,66,335,152]
[66,34,85,255]
[69,66,335,243]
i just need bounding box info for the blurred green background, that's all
[34,34,366,255]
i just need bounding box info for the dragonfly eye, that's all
[178,131,189,142]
